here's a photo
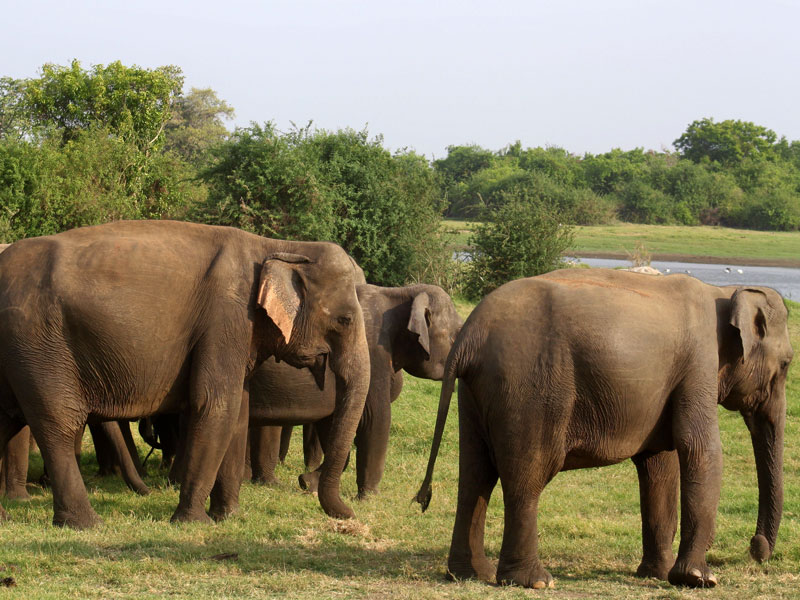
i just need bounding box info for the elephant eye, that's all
[337,315,352,326]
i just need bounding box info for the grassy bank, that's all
[444,220,800,266]
[1,301,799,599]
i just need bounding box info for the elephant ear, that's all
[408,292,431,359]
[730,288,769,362]
[258,253,311,345]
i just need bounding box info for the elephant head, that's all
[399,286,463,381]
[258,245,370,519]
[718,287,793,562]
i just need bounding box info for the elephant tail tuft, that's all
[414,481,432,512]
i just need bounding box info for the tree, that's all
[18,60,183,152]
[673,118,778,165]
[164,87,234,165]
[464,190,575,299]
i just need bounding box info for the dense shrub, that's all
[0,129,201,242]
[198,124,449,287]
[464,190,575,300]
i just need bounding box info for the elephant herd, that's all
[0,221,793,590]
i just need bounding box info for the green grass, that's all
[443,220,800,265]
[2,301,799,598]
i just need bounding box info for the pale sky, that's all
[4,0,799,159]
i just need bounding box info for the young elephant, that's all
[0,220,369,528]
[417,268,792,589]
[247,284,463,498]
[1,421,150,500]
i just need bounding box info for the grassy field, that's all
[443,220,800,266]
[1,300,799,599]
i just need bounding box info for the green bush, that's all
[197,124,449,287]
[464,190,575,300]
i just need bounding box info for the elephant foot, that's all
[131,483,151,496]
[208,504,238,522]
[251,474,279,487]
[636,556,674,580]
[356,487,378,500]
[170,507,214,524]
[53,509,103,530]
[497,560,554,589]
[668,559,718,588]
[298,471,320,494]
[447,555,496,583]
[3,487,31,501]
[750,534,771,563]
[0,506,9,521]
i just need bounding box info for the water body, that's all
[574,257,800,301]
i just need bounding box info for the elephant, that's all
[1,421,150,498]
[416,268,792,589]
[244,284,462,498]
[0,220,369,528]
[159,284,462,498]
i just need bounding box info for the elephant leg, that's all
[167,415,188,486]
[633,450,678,580]
[354,397,391,499]
[243,431,252,481]
[248,424,281,485]
[668,389,721,588]
[298,418,350,493]
[1,425,31,500]
[119,420,146,478]
[88,423,117,476]
[73,424,85,466]
[27,405,100,529]
[0,417,27,520]
[159,414,181,473]
[279,426,293,463]
[170,345,247,524]
[94,421,150,495]
[447,383,498,583]
[302,424,323,471]
[208,389,249,521]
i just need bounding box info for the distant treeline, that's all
[437,122,800,230]
[1,60,799,288]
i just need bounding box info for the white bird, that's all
[737,269,744,274]
[664,268,670,273]
[685,269,692,274]
[725,267,731,273]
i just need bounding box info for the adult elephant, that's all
[0,220,369,528]
[246,284,462,498]
[416,268,792,589]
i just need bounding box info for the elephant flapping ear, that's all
[258,253,311,345]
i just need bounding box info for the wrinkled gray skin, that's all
[417,268,792,589]
[1,421,149,499]
[246,284,463,498]
[0,220,369,528]
[0,243,149,498]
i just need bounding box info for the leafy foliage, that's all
[464,190,575,299]
[674,118,779,166]
[197,124,449,287]
[164,87,234,165]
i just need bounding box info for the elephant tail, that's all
[414,345,462,512]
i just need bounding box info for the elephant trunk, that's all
[747,404,785,562]
[316,329,370,520]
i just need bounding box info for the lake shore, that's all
[569,251,800,269]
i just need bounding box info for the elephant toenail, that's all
[689,568,702,579]
[533,581,546,589]
[548,580,555,589]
